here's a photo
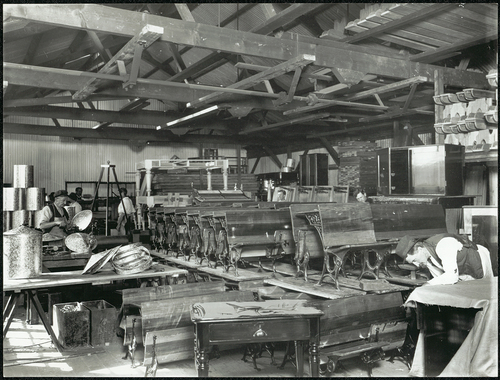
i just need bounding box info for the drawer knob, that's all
[253,326,267,337]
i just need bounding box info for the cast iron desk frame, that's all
[190,301,323,377]
[3,265,187,351]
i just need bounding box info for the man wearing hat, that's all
[39,190,71,238]
[395,233,494,285]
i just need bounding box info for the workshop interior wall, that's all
[3,134,241,195]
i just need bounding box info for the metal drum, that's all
[3,187,26,211]
[3,211,12,232]
[3,225,42,279]
[13,165,34,188]
[34,210,45,229]
[12,210,30,228]
[26,187,45,211]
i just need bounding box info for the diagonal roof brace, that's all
[187,54,316,109]
[72,24,164,100]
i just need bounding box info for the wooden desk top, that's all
[4,263,187,292]
[190,300,323,322]
[197,265,272,282]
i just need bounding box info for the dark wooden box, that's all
[53,302,90,348]
[81,300,117,346]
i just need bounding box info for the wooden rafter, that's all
[344,76,430,102]
[187,54,316,108]
[4,105,173,126]
[3,122,266,146]
[4,4,488,88]
[319,137,340,166]
[175,4,195,22]
[241,112,330,135]
[262,146,282,169]
[72,24,164,100]
[402,83,418,113]
[341,3,454,44]
[4,95,130,107]
[23,33,44,65]
[282,99,388,116]
[248,3,325,35]
[410,30,498,63]
[86,31,112,62]
[168,43,188,73]
[235,62,333,82]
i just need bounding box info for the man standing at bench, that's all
[395,233,494,285]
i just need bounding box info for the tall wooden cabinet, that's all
[299,153,329,186]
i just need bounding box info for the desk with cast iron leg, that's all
[3,264,187,351]
[190,300,323,377]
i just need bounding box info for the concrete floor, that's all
[3,305,411,378]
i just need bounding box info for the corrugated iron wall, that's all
[3,134,242,195]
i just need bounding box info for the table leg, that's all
[26,290,64,352]
[309,340,319,377]
[309,316,320,377]
[295,340,304,377]
[3,293,20,339]
[194,324,209,377]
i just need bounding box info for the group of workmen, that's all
[39,187,135,238]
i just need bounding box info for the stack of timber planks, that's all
[338,141,378,195]
[152,172,259,195]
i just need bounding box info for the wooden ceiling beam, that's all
[249,3,325,35]
[141,49,177,77]
[169,52,231,82]
[262,146,283,169]
[3,122,262,146]
[86,31,113,62]
[241,112,330,135]
[174,4,195,22]
[410,30,498,63]
[4,4,488,88]
[4,94,132,107]
[23,33,44,65]
[4,105,171,126]
[73,24,164,100]
[235,62,334,82]
[187,54,315,108]
[319,137,340,166]
[344,76,430,101]
[340,3,454,44]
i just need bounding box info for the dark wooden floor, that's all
[3,304,411,378]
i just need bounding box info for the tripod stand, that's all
[91,161,129,236]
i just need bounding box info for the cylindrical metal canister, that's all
[3,225,43,279]
[3,211,12,232]
[3,187,26,211]
[34,210,45,229]
[13,165,34,188]
[26,187,45,211]
[12,210,30,228]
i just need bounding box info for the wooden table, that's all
[3,263,187,351]
[190,300,323,377]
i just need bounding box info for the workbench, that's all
[404,277,497,377]
[190,300,323,377]
[3,263,187,351]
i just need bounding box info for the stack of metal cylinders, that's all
[3,165,45,231]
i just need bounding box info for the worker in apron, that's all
[39,189,71,239]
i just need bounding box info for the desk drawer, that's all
[208,318,310,344]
